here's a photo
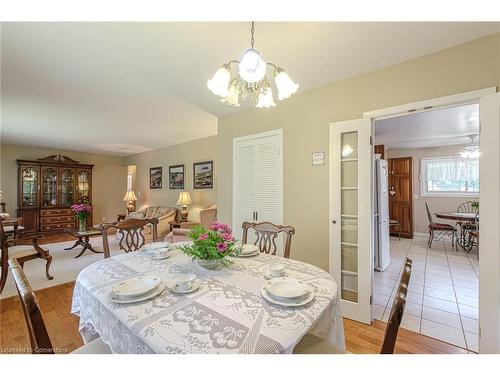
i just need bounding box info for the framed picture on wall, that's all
[169,164,185,189]
[150,167,162,189]
[193,161,214,189]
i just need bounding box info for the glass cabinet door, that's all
[20,166,39,207]
[60,168,75,207]
[41,167,58,207]
[76,169,91,203]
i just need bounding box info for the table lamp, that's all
[177,191,192,221]
[123,191,137,213]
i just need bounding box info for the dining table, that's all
[434,212,478,251]
[71,243,345,354]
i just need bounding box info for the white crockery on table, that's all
[260,283,315,307]
[112,275,162,298]
[265,277,309,299]
[142,241,170,252]
[109,283,166,304]
[167,279,201,294]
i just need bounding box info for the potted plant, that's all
[471,201,479,211]
[179,222,240,270]
[71,203,93,232]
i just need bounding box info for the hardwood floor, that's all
[1,280,470,354]
[0,233,472,354]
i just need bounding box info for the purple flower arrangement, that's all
[179,222,240,268]
[71,204,93,220]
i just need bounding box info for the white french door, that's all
[329,118,373,324]
[233,130,283,251]
[479,92,500,353]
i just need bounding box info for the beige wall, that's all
[387,145,477,234]
[0,144,127,223]
[218,33,500,271]
[123,136,217,222]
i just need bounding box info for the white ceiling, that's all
[1,22,499,156]
[374,103,480,149]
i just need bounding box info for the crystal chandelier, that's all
[207,22,299,108]
[460,134,480,158]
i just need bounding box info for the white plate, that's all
[240,244,258,255]
[261,285,314,307]
[109,283,165,304]
[149,253,170,260]
[112,275,162,298]
[265,278,309,299]
[142,242,170,252]
[167,279,201,294]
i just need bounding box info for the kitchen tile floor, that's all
[374,236,479,352]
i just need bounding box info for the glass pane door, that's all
[60,168,75,207]
[21,166,39,207]
[330,118,372,324]
[41,167,58,207]
[77,170,91,203]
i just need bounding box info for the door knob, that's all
[332,220,337,224]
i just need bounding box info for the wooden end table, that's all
[64,228,103,258]
[169,221,200,231]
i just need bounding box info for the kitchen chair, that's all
[294,258,413,354]
[100,218,159,258]
[389,219,401,240]
[8,258,111,354]
[468,213,479,259]
[241,221,295,258]
[425,202,457,249]
[0,218,53,295]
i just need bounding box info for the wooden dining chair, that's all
[294,257,412,355]
[241,221,295,258]
[8,258,111,354]
[380,257,412,354]
[100,218,159,258]
[0,218,53,295]
[425,202,457,249]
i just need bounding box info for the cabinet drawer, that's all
[41,222,75,231]
[40,209,74,217]
[40,215,75,224]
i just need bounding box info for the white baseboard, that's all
[413,232,428,238]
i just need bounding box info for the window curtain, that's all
[426,157,479,182]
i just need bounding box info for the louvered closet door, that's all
[233,130,283,248]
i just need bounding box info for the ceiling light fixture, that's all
[207,22,299,108]
[460,134,480,158]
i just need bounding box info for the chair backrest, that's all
[380,257,412,354]
[425,202,433,224]
[199,205,217,230]
[241,221,295,258]
[100,218,159,258]
[8,258,53,354]
[457,201,479,214]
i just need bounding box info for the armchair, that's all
[166,204,217,243]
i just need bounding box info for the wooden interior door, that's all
[388,157,413,238]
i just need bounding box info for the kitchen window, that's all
[421,156,479,197]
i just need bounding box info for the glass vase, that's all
[78,217,86,232]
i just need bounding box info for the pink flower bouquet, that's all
[179,222,239,269]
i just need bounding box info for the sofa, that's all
[128,206,177,238]
[166,204,217,243]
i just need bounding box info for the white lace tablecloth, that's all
[71,247,345,354]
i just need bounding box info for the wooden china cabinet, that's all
[17,154,94,233]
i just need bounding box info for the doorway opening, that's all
[372,103,480,352]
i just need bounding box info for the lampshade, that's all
[274,68,299,100]
[220,81,240,107]
[239,49,266,83]
[256,87,276,108]
[207,65,231,97]
[122,191,137,202]
[177,191,192,206]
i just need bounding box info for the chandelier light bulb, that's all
[274,68,299,100]
[207,65,231,97]
[220,81,240,107]
[239,49,267,83]
[256,87,276,108]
